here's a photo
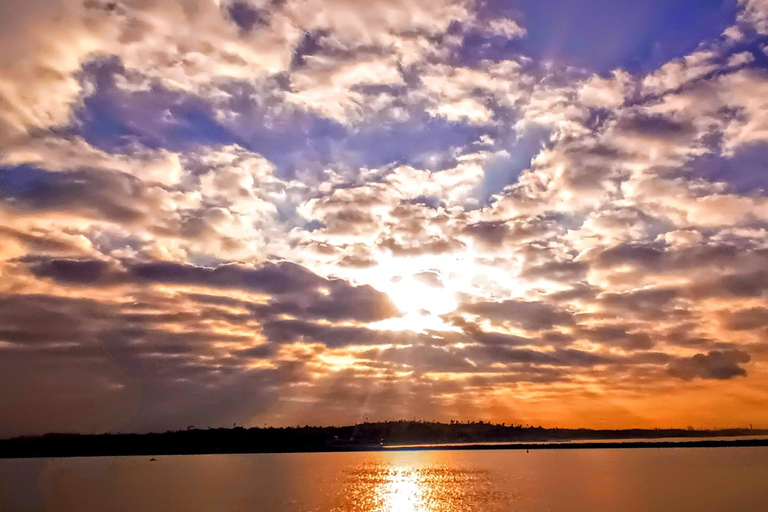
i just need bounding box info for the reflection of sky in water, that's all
[2,449,768,512]
[333,464,511,512]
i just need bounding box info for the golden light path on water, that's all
[332,462,511,512]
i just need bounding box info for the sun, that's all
[368,276,460,333]
[384,277,458,317]
[342,253,472,333]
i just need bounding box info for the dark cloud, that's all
[359,345,479,373]
[226,1,267,33]
[577,325,655,351]
[28,258,115,285]
[237,344,280,359]
[594,243,667,269]
[354,333,626,375]
[338,254,378,268]
[456,322,530,347]
[462,221,510,246]
[701,270,768,299]
[667,350,751,381]
[480,345,611,367]
[257,319,388,347]
[29,258,328,294]
[27,257,400,323]
[130,260,325,295]
[718,307,768,331]
[614,112,695,141]
[595,243,766,276]
[135,260,399,322]
[461,299,574,331]
[0,291,286,436]
[548,284,598,302]
[249,281,400,323]
[463,215,566,248]
[598,287,682,320]
[0,294,111,346]
[300,280,400,322]
[0,166,148,223]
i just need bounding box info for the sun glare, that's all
[385,470,425,512]
[337,461,487,512]
[366,275,461,333]
[385,278,458,317]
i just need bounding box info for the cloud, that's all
[461,299,574,332]
[412,271,444,288]
[0,0,109,145]
[0,166,152,223]
[27,257,399,321]
[718,307,768,331]
[580,70,632,108]
[483,18,526,39]
[668,350,751,381]
[0,0,303,151]
[0,291,284,434]
[642,50,719,95]
[287,53,405,123]
[129,260,324,294]
[281,0,470,45]
[738,0,768,34]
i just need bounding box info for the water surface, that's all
[2,447,767,511]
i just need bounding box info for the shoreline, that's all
[3,437,768,460]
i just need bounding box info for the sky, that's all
[1,0,768,437]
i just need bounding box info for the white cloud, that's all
[642,50,718,95]
[738,0,768,34]
[580,70,633,108]
[484,18,526,39]
[727,51,756,67]
[287,54,404,123]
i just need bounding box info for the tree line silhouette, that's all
[1,420,766,458]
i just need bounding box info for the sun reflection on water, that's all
[386,470,424,511]
[332,463,510,512]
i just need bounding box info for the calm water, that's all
[2,448,767,511]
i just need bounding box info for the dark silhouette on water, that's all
[1,421,766,459]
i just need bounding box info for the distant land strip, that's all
[2,421,767,459]
[386,439,768,452]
